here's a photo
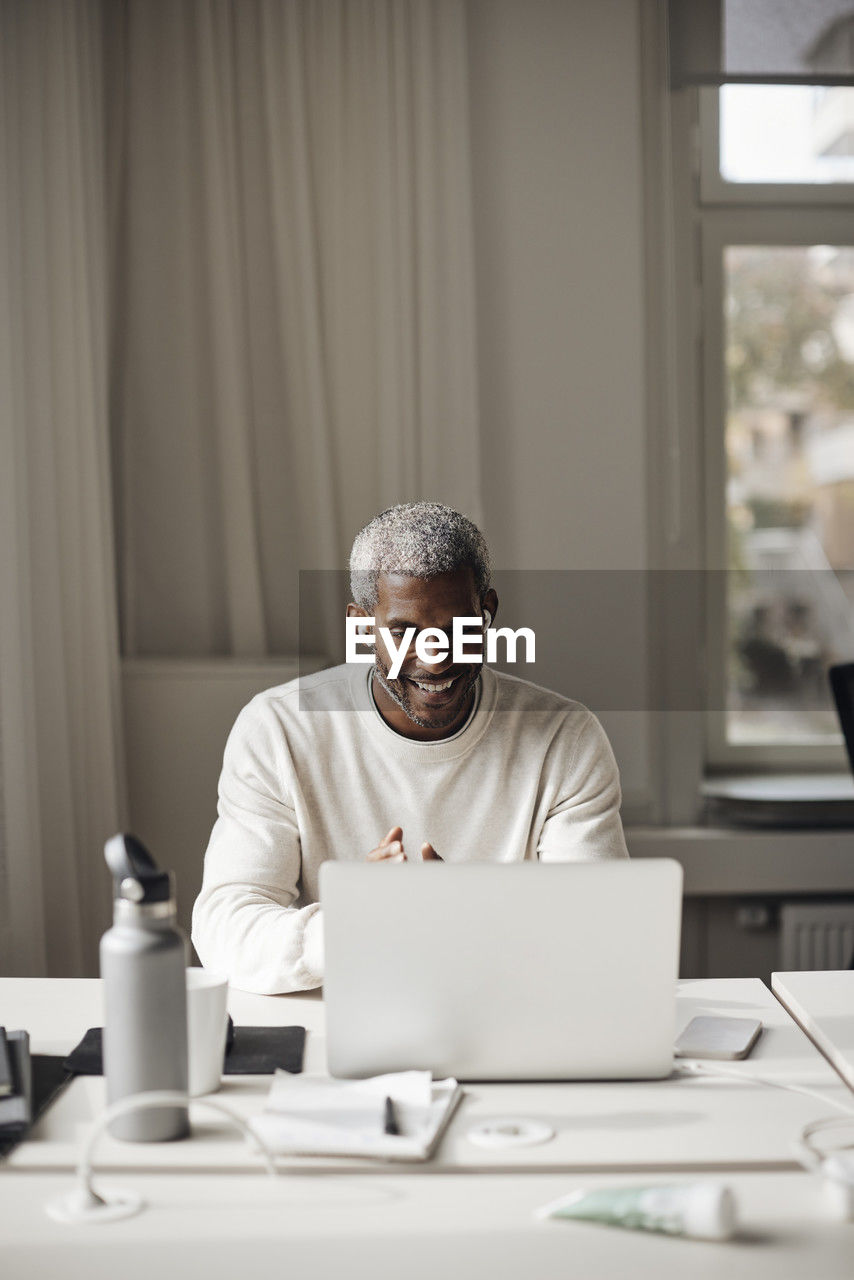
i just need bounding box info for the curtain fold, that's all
[0,0,480,972]
[107,0,482,659]
[0,0,126,976]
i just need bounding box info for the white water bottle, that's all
[99,834,189,1141]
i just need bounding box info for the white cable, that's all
[675,1060,854,1117]
[797,1115,854,1172]
[676,1060,854,1189]
[78,1090,278,1194]
[47,1090,278,1224]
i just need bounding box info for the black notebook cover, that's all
[63,1022,306,1077]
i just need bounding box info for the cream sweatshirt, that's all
[191,662,628,993]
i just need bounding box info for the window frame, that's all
[697,89,854,771]
[699,87,854,207]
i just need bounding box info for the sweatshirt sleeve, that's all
[537,708,629,862]
[191,697,324,994]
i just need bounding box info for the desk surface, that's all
[772,971,854,1092]
[4,977,854,1279]
[1,976,851,1174]
[3,1169,854,1280]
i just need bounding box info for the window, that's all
[720,86,854,186]
[698,88,854,768]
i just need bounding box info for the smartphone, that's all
[674,1016,763,1061]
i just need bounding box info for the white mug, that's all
[186,967,229,1096]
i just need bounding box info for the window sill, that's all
[626,825,854,897]
[700,772,854,829]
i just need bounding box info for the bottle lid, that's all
[104,834,173,905]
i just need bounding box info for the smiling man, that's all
[192,502,628,993]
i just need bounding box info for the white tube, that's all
[536,1182,736,1241]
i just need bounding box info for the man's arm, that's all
[537,708,629,861]
[191,698,324,994]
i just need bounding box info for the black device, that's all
[829,663,854,777]
[828,664,854,969]
[0,1027,13,1098]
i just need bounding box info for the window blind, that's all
[669,0,854,87]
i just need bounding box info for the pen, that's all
[384,1095,399,1136]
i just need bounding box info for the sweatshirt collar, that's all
[348,662,497,762]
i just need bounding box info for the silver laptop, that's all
[320,859,683,1081]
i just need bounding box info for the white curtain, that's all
[106,0,482,658]
[0,0,480,973]
[0,0,126,976]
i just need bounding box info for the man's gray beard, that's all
[372,663,480,731]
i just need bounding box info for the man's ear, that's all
[482,588,498,628]
[346,603,372,633]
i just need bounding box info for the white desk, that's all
[2,1169,854,1280]
[3,977,854,1279]
[1,976,851,1173]
[772,971,854,1092]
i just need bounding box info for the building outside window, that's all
[698,86,854,766]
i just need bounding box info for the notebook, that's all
[249,1070,461,1160]
[0,1030,32,1132]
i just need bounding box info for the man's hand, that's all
[366,826,443,862]
[367,826,406,862]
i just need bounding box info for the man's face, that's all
[367,569,489,738]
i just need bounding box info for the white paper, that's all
[249,1069,460,1160]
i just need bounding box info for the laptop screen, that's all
[830,663,854,776]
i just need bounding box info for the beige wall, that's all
[467,0,652,810]
[469,0,647,571]
[126,0,657,886]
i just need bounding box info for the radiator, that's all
[779,902,854,970]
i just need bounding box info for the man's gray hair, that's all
[349,502,491,610]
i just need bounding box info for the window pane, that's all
[724,245,854,744]
[721,86,854,184]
